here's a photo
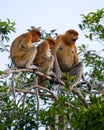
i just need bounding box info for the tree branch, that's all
[35,75,40,117]
[1,68,89,108]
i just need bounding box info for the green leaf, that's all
[0,70,5,75]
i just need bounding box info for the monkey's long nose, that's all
[72,38,77,43]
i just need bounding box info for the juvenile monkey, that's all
[10,28,41,69]
[54,29,83,83]
[35,37,55,75]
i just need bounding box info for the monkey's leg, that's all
[68,61,84,85]
[53,54,62,79]
[39,56,55,76]
[14,46,38,69]
[46,56,55,76]
[25,46,38,69]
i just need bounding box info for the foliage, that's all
[79,8,104,42]
[0,87,39,130]
[78,8,104,85]
[70,95,104,130]
[70,8,104,130]
[39,27,58,40]
[0,18,16,41]
[78,44,104,83]
[0,18,16,52]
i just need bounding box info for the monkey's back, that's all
[36,41,50,65]
[10,33,32,58]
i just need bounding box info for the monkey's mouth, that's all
[72,38,77,43]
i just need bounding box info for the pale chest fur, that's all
[57,43,75,69]
[47,49,52,57]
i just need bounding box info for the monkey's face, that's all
[66,33,78,45]
[30,29,41,42]
[71,34,78,44]
[32,34,41,42]
[65,30,78,45]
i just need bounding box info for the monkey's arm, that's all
[41,55,53,61]
[74,46,79,64]
[53,53,62,79]
[53,35,62,79]
[19,34,32,50]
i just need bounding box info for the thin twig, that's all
[22,94,26,110]
[82,74,92,91]
[11,72,16,103]
[72,87,90,108]
[7,83,58,100]
[35,75,39,117]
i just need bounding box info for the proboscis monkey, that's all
[35,37,55,75]
[49,30,83,130]
[54,29,83,84]
[10,28,41,69]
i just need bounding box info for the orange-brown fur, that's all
[53,29,84,86]
[35,37,55,75]
[54,29,79,72]
[10,28,41,69]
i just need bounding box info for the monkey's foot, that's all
[46,71,56,76]
[26,65,38,70]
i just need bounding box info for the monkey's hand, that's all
[19,40,33,50]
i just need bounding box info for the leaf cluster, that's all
[78,44,104,83]
[70,95,104,130]
[0,18,16,42]
[79,8,104,42]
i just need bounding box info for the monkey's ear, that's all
[31,26,36,29]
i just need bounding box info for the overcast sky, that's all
[0,0,104,70]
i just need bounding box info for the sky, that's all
[0,0,104,70]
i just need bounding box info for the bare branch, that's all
[11,72,16,103]
[0,68,65,85]
[7,84,58,100]
[35,75,40,117]
[72,87,90,108]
